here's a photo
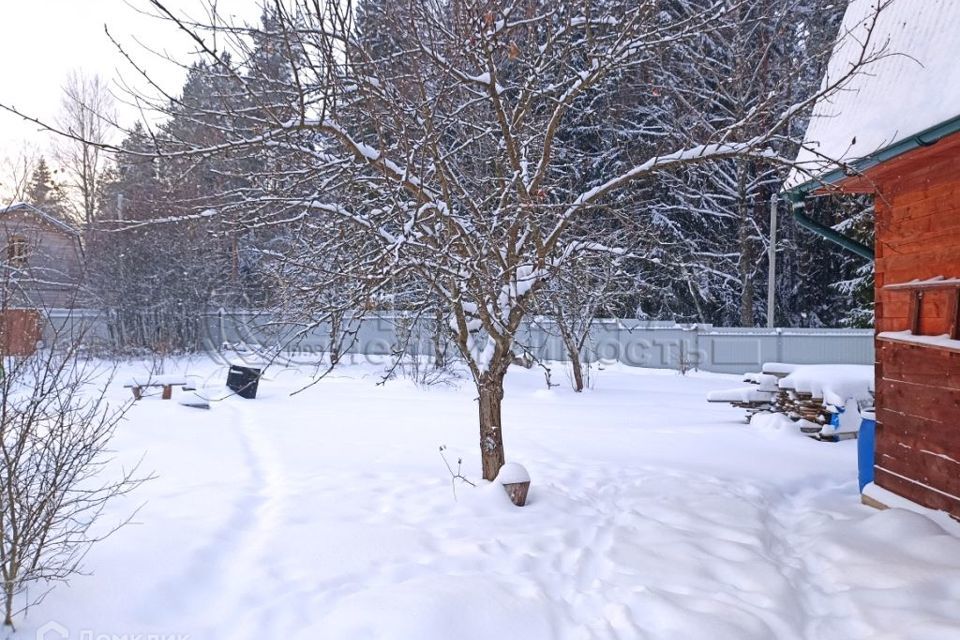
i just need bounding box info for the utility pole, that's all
[767,195,778,328]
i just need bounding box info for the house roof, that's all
[0,202,81,236]
[785,0,960,193]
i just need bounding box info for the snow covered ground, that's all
[19,358,960,640]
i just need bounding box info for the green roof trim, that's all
[786,112,960,196]
[783,113,960,263]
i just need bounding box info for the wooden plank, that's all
[877,318,952,335]
[886,158,960,191]
[890,181,960,213]
[879,335,960,365]
[879,363,960,390]
[875,407,945,434]
[880,251,960,284]
[882,268,960,292]
[875,468,960,517]
[876,413,960,452]
[878,341,960,388]
[876,459,960,503]
[875,440,920,466]
[874,428,960,466]
[875,378,960,421]
[887,207,960,236]
[884,230,960,257]
[877,317,952,336]
[876,445,960,498]
[884,278,960,291]
[861,493,889,511]
[891,185,960,213]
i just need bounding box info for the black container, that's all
[227,365,261,399]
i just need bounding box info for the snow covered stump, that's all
[497,462,531,507]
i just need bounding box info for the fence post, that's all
[693,325,701,371]
[218,308,225,352]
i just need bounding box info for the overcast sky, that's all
[0,0,262,165]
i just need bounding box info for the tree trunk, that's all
[4,583,13,627]
[478,371,506,481]
[329,312,342,366]
[559,325,585,392]
[432,308,447,369]
[569,349,584,392]
[737,168,755,327]
[740,267,755,326]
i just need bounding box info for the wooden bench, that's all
[124,376,196,400]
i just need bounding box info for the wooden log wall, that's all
[873,135,960,335]
[858,132,960,517]
[875,340,960,513]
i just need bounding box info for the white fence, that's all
[44,310,875,375]
[209,313,874,375]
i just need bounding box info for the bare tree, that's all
[39,0,887,480]
[0,278,144,628]
[117,0,888,480]
[0,148,38,206]
[534,252,633,392]
[55,71,116,225]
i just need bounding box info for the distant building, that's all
[0,202,84,310]
[787,1,960,517]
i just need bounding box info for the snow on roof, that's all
[0,202,80,236]
[785,0,960,191]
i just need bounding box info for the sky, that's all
[0,0,263,182]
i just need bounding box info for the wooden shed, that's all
[787,0,960,517]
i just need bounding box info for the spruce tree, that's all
[25,157,67,214]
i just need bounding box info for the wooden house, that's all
[786,0,960,517]
[0,202,84,310]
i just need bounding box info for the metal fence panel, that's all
[45,310,876,375]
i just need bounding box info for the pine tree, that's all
[25,157,67,214]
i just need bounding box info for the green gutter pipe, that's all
[788,195,874,261]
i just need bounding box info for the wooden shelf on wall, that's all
[883,277,960,339]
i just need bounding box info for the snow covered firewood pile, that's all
[704,372,781,419]
[708,363,874,440]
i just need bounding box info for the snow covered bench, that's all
[124,375,196,400]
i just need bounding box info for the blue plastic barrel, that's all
[858,413,877,491]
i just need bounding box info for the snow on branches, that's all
[107,0,888,479]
